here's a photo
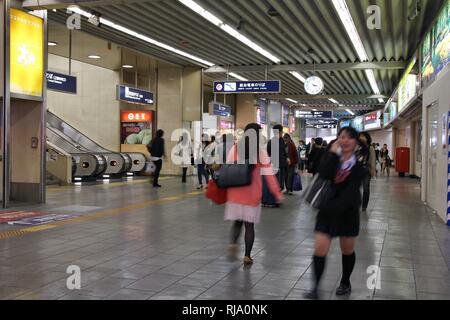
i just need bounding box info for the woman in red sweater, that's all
[283,134,299,195]
[225,123,283,265]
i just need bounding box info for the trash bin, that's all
[395,147,410,177]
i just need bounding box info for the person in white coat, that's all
[173,132,193,183]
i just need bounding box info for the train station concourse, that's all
[0,0,449,309]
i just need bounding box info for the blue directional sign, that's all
[117,85,154,105]
[46,71,77,94]
[214,80,281,94]
[213,103,231,117]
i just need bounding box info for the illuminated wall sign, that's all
[256,104,267,125]
[212,103,231,117]
[351,116,364,132]
[121,111,152,123]
[398,74,417,112]
[10,8,44,98]
[422,0,450,87]
[46,71,77,94]
[117,85,154,105]
[340,120,352,128]
[295,110,333,119]
[219,121,233,130]
[213,80,281,93]
[364,110,382,130]
[282,106,289,127]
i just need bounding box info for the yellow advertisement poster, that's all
[10,8,44,98]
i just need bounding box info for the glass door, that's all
[426,103,438,211]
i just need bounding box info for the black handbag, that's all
[216,162,254,189]
[303,174,335,210]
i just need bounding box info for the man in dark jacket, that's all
[308,137,325,175]
[148,129,166,188]
[267,124,288,191]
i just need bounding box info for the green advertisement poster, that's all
[432,0,450,74]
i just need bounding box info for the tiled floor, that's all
[0,174,449,300]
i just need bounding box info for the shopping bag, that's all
[205,179,227,205]
[293,173,303,191]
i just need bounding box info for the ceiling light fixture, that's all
[289,71,306,83]
[122,65,134,69]
[67,5,215,67]
[332,0,383,101]
[329,98,339,104]
[346,109,355,116]
[88,55,101,59]
[48,41,57,46]
[228,72,248,81]
[286,98,298,104]
[178,0,280,63]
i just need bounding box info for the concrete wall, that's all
[422,65,450,224]
[182,67,202,122]
[47,54,121,151]
[236,94,256,130]
[157,67,183,175]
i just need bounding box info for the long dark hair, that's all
[237,123,261,163]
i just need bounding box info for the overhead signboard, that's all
[46,71,77,94]
[212,103,231,117]
[117,85,154,105]
[10,8,44,98]
[213,80,281,94]
[306,119,337,129]
[364,110,382,130]
[295,110,333,119]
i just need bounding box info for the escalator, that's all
[47,111,146,174]
[46,127,107,177]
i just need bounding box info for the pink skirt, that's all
[224,202,262,224]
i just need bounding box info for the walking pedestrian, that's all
[147,129,166,188]
[173,132,193,183]
[267,124,288,191]
[305,126,364,300]
[357,132,376,211]
[226,123,283,265]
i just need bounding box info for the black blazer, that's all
[317,152,364,223]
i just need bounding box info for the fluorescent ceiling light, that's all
[312,109,318,111]
[52,9,57,12]
[122,65,134,69]
[48,41,57,46]
[178,0,280,63]
[378,98,385,103]
[67,6,215,67]
[332,0,385,101]
[346,109,355,116]
[286,98,298,103]
[228,72,248,81]
[329,98,339,104]
[88,55,101,59]
[289,71,306,83]
[332,0,368,62]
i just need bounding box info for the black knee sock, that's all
[231,221,243,244]
[313,255,326,290]
[244,222,255,257]
[341,252,356,286]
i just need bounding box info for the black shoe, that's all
[153,184,162,188]
[303,290,319,300]
[336,283,352,296]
